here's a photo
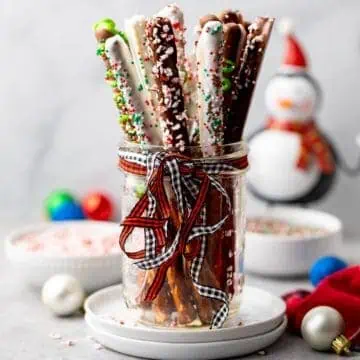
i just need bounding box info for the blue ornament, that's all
[50,201,85,221]
[310,256,348,286]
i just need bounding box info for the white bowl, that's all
[5,221,122,293]
[244,207,343,276]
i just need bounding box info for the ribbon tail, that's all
[144,261,171,301]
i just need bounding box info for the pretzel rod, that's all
[228,16,274,142]
[125,15,163,145]
[196,21,224,155]
[136,269,175,324]
[93,20,138,142]
[146,17,190,153]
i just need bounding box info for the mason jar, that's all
[118,142,248,328]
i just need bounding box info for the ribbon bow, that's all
[118,150,248,328]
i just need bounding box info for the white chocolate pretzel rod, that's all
[125,15,163,145]
[94,20,139,143]
[196,20,224,154]
[146,17,190,153]
[105,35,152,145]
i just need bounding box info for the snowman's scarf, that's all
[267,117,335,174]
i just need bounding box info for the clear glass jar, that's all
[119,142,248,328]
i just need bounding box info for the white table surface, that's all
[1,224,360,360]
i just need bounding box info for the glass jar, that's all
[118,142,248,328]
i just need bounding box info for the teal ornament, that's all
[51,201,85,221]
[309,256,348,286]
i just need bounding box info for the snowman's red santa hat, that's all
[279,18,308,71]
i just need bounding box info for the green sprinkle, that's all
[137,84,144,91]
[119,114,131,124]
[222,78,231,92]
[210,23,222,35]
[223,59,236,74]
[96,43,105,56]
[212,119,222,131]
[132,113,143,125]
[110,80,117,88]
[205,93,211,102]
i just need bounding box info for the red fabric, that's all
[283,34,308,69]
[287,266,360,344]
[267,117,335,174]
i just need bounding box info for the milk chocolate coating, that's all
[94,28,115,42]
[222,23,247,144]
[219,10,240,24]
[227,17,274,143]
[199,14,219,28]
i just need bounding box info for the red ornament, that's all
[82,192,113,221]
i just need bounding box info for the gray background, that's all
[1,0,360,236]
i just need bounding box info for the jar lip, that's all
[118,141,248,160]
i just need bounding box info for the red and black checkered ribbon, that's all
[118,150,248,329]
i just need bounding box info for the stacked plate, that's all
[84,285,287,359]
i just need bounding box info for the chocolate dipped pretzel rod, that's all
[157,5,198,147]
[125,15,164,144]
[222,22,247,144]
[228,16,274,143]
[196,20,224,155]
[146,17,190,153]
[94,19,139,142]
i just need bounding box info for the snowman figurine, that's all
[248,22,337,205]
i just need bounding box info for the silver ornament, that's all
[301,306,345,351]
[42,274,85,316]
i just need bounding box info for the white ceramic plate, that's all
[245,206,343,276]
[5,221,122,292]
[86,313,287,360]
[84,284,286,343]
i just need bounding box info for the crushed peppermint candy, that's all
[15,225,121,257]
[247,217,329,237]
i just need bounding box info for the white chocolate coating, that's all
[196,21,224,153]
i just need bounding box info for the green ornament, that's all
[134,182,146,199]
[222,78,232,92]
[45,190,75,218]
[137,84,144,91]
[223,59,236,74]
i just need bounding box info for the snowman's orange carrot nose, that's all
[278,98,293,109]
